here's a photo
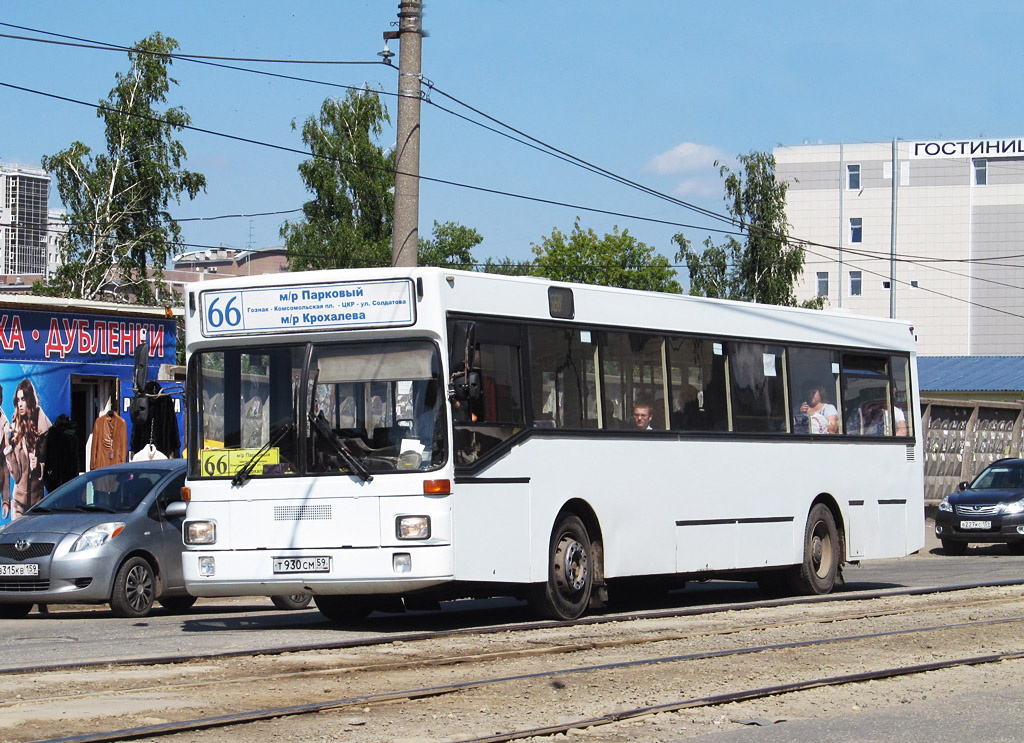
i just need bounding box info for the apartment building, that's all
[774,139,1024,355]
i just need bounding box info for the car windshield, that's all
[31,469,167,514]
[971,463,1024,490]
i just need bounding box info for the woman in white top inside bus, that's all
[800,383,839,435]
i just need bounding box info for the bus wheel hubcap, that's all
[556,537,588,593]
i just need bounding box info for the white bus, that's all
[178,267,924,621]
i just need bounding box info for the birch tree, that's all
[281,88,395,270]
[41,32,206,303]
[674,151,819,307]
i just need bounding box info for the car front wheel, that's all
[110,556,156,618]
[0,603,32,618]
[941,539,969,556]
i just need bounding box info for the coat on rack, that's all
[130,381,180,458]
[39,414,80,492]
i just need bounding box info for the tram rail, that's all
[7,581,1024,743]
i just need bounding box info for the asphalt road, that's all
[0,518,1020,672]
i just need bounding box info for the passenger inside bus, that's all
[632,400,655,430]
[800,383,839,434]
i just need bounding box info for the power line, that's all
[0,23,384,65]
[0,22,742,232]
[6,27,1021,304]
[0,79,740,241]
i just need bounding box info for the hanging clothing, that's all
[130,381,180,458]
[91,413,127,470]
[39,414,80,492]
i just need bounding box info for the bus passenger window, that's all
[841,354,891,436]
[667,337,728,432]
[891,355,912,437]
[528,326,598,429]
[787,348,841,435]
[601,331,667,430]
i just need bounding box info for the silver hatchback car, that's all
[0,460,312,619]
[0,460,192,618]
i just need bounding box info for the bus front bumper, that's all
[181,544,455,597]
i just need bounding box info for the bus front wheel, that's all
[788,503,840,595]
[529,513,593,620]
[314,595,373,623]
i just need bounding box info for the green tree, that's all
[40,33,206,303]
[533,219,681,293]
[674,151,820,307]
[281,88,395,270]
[481,256,536,276]
[417,220,482,270]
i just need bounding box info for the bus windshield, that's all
[188,340,447,479]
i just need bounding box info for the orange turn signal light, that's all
[180,486,192,502]
[423,479,451,495]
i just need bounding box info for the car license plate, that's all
[960,520,992,530]
[0,563,39,576]
[273,556,330,573]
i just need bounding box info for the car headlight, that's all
[71,522,126,552]
[938,496,952,513]
[1004,499,1024,515]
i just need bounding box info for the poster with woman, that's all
[3,378,50,519]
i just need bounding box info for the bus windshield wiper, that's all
[310,411,373,483]
[232,422,294,487]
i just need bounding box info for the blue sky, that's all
[2,1,1022,270]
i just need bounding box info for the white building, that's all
[0,163,50,277]
[774,139,1024,356]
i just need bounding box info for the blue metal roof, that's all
[917,356,1024,392]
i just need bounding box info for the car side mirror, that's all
[958,481,970,492]
[165,501,187,518]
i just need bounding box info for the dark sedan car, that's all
[0,460,310,618]
[934,458,1024,555]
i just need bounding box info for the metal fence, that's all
[922,398,1024,505]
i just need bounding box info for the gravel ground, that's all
[5,577,1024,743]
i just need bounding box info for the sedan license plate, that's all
[0,563,39,576]
[960,520,992,530]
[273,556,330,574]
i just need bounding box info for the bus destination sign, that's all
[200,279,415,336]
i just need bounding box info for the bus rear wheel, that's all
[529,513,593,620]
[788,503,840,595]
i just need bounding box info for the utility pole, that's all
[388,1,424,267]
[890,137,898,319]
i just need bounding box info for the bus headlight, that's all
[396,515,430,540]
[185,520,217,545]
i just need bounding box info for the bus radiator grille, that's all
[274,504,332,521]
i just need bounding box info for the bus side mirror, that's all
[450,370,481,402]
[449,320,480,402]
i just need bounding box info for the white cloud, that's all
[671,178,721,199]
[645,142,728,175]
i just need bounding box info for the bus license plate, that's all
[960,520,992,530]
[273,557,331,574]
[0,563,39,576]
